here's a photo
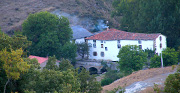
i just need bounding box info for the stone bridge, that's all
[75,60,118,74]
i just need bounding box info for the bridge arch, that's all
[78,66,86,72]
[89,67,98,75]
[100,68,107,73]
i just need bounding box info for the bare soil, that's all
[0,0,119,34]
[102,66,174,93]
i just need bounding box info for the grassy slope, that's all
[0,0,119,34]
[102,66,175,93]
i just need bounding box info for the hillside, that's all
[102,66,175,93]
[0,0,119,34]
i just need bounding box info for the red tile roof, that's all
[86,28,161,40]
[29,55,48,64]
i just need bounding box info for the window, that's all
[101,40,103,43]
[160,43,162,48]
[159,36,162,41]
[93,40,96,43]
[117,40,120,43]
[93,52,97,56]
[101,52,104,57]
[101,44,103,48]
[105,47,108,51]
[138,40,142,44]
[88,43,92,47]
[117,44,121,48]
[139,45,142,49]
[93,44,96,48]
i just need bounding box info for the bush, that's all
[150,55,161,68]
[101,78,113,86]
[164,73,180,93]
[101,70,124,86]
[150,47,178,68]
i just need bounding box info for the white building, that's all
[71,25,93,43]
[85,28,166,61]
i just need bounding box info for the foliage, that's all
[22,11,73,59]
[18,59,102,93]
[117,45,147,74]
[112,0,180,49]
[101,78,113,86]
[101,70,124,86]
[59,59,74,71]
[164,73,180,93]
[150,47,178,68]
[44,55,58,70]
[60,42,77,65]
[76,42,89,59]
[162,48,178,66]
[153,83,161,93]
[0,48,30,93]
[78,68,102,93]
[19,69,81,93]
[150,55,161,68]
[105,86,125,93]
[0,29,31,93]
[0,30,31,52]
[144,49,156,59]
[0,48,30,80]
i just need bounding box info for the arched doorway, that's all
[89,67,98,75]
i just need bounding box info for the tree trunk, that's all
[4,78,10,93]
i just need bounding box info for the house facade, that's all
[85,28,166,61]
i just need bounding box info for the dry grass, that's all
[102,66,174,93]
[0,0,118,34]
[139,85,164,93]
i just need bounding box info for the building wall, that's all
[87,39,156,61]
[155,35,167,55]
[75,38,85,43]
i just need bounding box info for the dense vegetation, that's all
[117,45,147,75]
[112,0,180,49]
[0,12,102,92]
[150,48,179,68]
[22,11,76,63]
[0,30,102,92]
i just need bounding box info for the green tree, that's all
[44,55,58,70]
[18,58,81,93]
[0,29,31,93]
[76,42,89,59]
[150,55,161,68]
[150,47,178,68]
[117,45,147,74]
[0,30,31,52]
[112,0,180,48]
[59,59,73,71]
[61,42,77,65]
[78,68,102,93]
[22,11,73,58]
[19,69,81,93]
[0,48,30,93]
[162,48,178,66]
[101,70,124,86]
